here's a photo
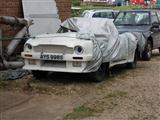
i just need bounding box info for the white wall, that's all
[22,0,61,37]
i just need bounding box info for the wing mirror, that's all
[151,22,160,32]
[152,22,159,28]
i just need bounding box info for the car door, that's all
[155,11,160,49]
[150,11,160,49]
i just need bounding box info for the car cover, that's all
[61,18,144,72]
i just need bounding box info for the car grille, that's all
[34,45,73,54]
[41,60,66,68]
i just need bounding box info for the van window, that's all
[100,12,113,18]
[93,12,113,18]
[93,12,100,17]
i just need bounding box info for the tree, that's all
[72,0,81,6]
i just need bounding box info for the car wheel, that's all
[126,50,137,69]
[159,48,160,54]
[32,70,48,79]
[142,40,152,61]
[89,63,109,82]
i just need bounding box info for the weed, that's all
[0,80,9,89]
[104,91,128,99]
[63,105,96,120]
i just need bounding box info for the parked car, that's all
[22,18,139,82]
[82,9,119,20]
[114,10,160,60]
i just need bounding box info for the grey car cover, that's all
[61,18,144,72]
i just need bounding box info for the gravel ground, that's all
[0,50,160,120]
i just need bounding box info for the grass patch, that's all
[0,80,9,89]
[91,91,128,111]
[80,5,109,10]
[104,91,128,99]
[72,5,143,17]
[80,5,143,11]
[29,82,51,94]
[113,5,143,10]
[64,105,96,120]
[63,91,128,120]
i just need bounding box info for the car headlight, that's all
[24,43,32,52]
[74,46,84,55]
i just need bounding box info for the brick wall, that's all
[0,0,23,37]
[0,0,71,37]
[0,0,23,17]
[56,0,71,22]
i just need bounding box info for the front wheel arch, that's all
[142,39,152,61]
[147,36,153,49]
[88,63,109,82]
[126,49,138,69]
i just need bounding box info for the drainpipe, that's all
[0,16,33,70]
[0,16,32,27]
[0,28,24,69]
[0,29,2,56]
[6,27,28,56]
[3,60,24,69]
[0,16,33,56]
[0,29,3,69]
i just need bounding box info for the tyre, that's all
[159,48,160,54]
[126,50,137,69]
[89,63,109,82]
[142,40,152,61]
[32,70,48,79]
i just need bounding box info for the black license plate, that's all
[40,53,63,60]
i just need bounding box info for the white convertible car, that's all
[22,18,139,82]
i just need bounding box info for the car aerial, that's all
[82,9,119,20]
[114,10,160,60]
[22,18,140,82]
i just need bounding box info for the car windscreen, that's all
[113,11,119,18]
[114,11,150,26]
[82,12,90,17]
[57,27,77,33]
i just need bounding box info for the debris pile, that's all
[0,16,33,70]
[0,69,31,80]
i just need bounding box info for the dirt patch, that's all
[0,91,32,112]
[0,50,160,120]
